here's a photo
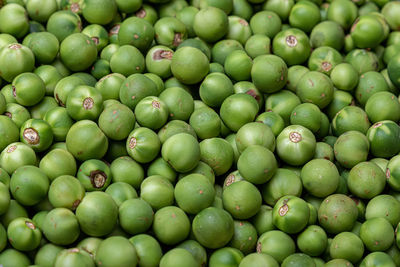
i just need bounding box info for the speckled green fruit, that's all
[153,206,190,245]
[99,103,135,141]
[42,208,80,246]
[257,230,296,264]
[119,198,153,235]
[140,175,174,210]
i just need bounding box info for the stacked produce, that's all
[1,0,400,266]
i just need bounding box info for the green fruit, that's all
[367,121,400,158]
[82,0,117,25]
[77,159,112,191]
[209,247,244,267]
[359,252,396,267]
[42,208,80,245]
[297,225,327,257]
[251,54,287,94]
[160,248,199,267]
[360,217,394,251]
[140,175,174,210]
[34,243,64,267]
[200,138,234,176]
[39,149,76,181]
[110,45,145,76]
[193,6,228,43]
[330,232,364,264]
[110,156,144,189]
[54,248,95,267]
[105,182,138,206]
[95,236,138,267]
[119,198,153,235]
[99,103,135,141]
[7,217,41,251]
[239,252,279,267]
[48,175,85,210]
[281,253,316,267]
[366,195,400,227]
[257,230,296,263]
[0,115,19,152]
[296,71,334,109]
[129,234,163,267]
[125,126,161,163]
[60,33,97,72]
[334,131,370,169]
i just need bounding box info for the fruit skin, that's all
[359,252,396,267]
[0,115,19,152]
[48,175,85,211]
[39,149,77,181]
[60,33,97,72]
[95,236,138,267]
[54,248,95,267]
[75,191,118,237]
[209,247,244,267]
[129,234,163,267]
[119,198,154,235]
[77,159,112,191]
[42,208,80,246]
[257,230,296,264]
[160,248,200,267]
[329,232,364,264]
[7,217,42,251]
[296,225,327,257]
[360,217,395,252]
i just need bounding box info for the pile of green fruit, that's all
[1,0,400,266]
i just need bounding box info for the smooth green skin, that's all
[286,65,309,92]
[351,15,385,49]
[180,161,215,185]
[5,103,31,129]
[332,106,370,136]
[360,218,394,252]
[386,244,400,266]
[82,0,117,25]
[39,149,76,181]
[29,96,59,120]
[314,142,334,161]
[261,168,302,206]
[154,17,187,49]
[160,87,194,121]
[158,120,197,144]
[76,192,118,237]
[296,71,334,109]
[171,46,209,85]
[265,90,301,125]
[104,140,128,162]
[193,6,228,43]
[318,194,358,234]
[0,92,5,114]
[176,6,198,37]
[345,49,379,75]
[360,252,396,267]
[1,199,28,229]
[0,34,17,50]
[42,208,79,245]
[226,16,252,45]
[178,38,211,60]
[34,243,64,267]
[229,221,257,254]
[220,93,259,132]
[59,33,97,72]
[192,207,234,249]
[77,159,111,191]
[118,16,154,52]
[223,180,261,219]
[382,1,400,30]
[145,45,173,79]
[7,217,41,251]
[140,175,174,210]
[129,234,163,267]
[148,158,175,183]
[90,59,110,80]
[43,107,73,142]
[105,182,138,207]
[48,175,85,210]
[301,159,339,198]
[99,103,135,141]
[329,232,364,264]
[189,107,221,140]
[135,96,168,130]
[296,225,327,257]
[236,122,275,153]
[1,84,17,104]
[231,0,252,21]
[366,91,400,123]
[12,72,46,107]
[119,198,153,235]
[262,0,294,21]
[153,206,190,245]
[0,142,37,175]
[388,55,400,89]
[367,121,400,158]
[249,11,281,39]
[66,120,109,161]
[20,118,53,152]
[34,65,63,97]
[290,103,321,133]
[272,28,311,66]
[347,161,386,199]
[310,20,344,50]
[239,253,279,267]
[110,45,145,76]
[326,0,357,30]
[199,137,233,176]
[257,230,296,264]
[160,248,199,267]
[95,236,138,267]
[355,71,389,106]
[110,156,144,189]
[245,34,271,59]
[54,248,95,267]
[95,73,125,101]
[0,43,35,83]
[77,238,102,259]
[24,33,58,67]
[66,85,103,121]
[0,249,31,267]
[53,76,86,107]
[81,24,109,52]
[222,170,244,189]
[387,155,400,191]
[208,247,243,267]
[211,39,244,66]
[272,195,310,234]
[10,166,49,206]
[233,81,264,110]
[0,182,10,215]
[366,195,400,227]
[0,115,19,152]
[276,125,316,167]
[308,46,342,76]
[119,73,158,110]
[176,240,207,267]
[175,174,215,214]
[0,168,10,187]
[251,205,275,236]
[162,133,200,173]
[70,73,97,87]
[289,0,320,33]
[0,3,29,38]
[225,135,240,163]
[281,253,315,267]
[199,73,233,107]
[330,63,359,92]
[251,54,287,94]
